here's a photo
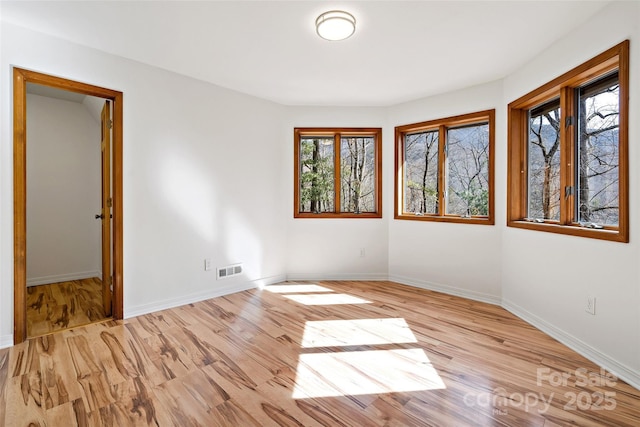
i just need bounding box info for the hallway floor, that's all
[26,277,109,337]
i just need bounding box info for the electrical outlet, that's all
[204,258,212,271]
[586,295,596,315]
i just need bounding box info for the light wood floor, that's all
[1,281,638,426]
[26,277,110,338]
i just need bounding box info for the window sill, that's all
[507,220,627,243]
[395,214,494,226]
[295,212,382,219]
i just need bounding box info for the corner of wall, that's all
[390,274,502,306]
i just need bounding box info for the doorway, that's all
[13,68,123,344]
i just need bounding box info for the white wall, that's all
[26,93,101,286]
[1,22,288,345]
[284,107,389,280]
[1,1,638,390]
[501,1,640,386]
[387,81,504,304]
[82,95,105,123]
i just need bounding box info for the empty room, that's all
[0,1,639,426]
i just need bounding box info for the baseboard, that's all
[503,298,640,391]
[124,274,286,319]
[286,273,388,281]
[27,271,100,287]
[389,274,502,305]
[0,334,13,349]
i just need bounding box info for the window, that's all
[395,110,495,225]
[294,128,382,218]
[507,41,629,242]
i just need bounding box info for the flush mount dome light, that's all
[316,10,356,41]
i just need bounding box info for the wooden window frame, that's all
[294,127,382,218]
[394,110,495,225]
[507,40,629,242]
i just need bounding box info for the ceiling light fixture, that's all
[315,10,356,41]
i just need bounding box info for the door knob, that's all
[95,214,104,219]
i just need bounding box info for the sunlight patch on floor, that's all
[283,293,371,306]
[301,318,417,348]
[292,349,446,398]
[264,284,334,294]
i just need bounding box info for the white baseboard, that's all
[0,334,13,349]
[286,272,388,282]
[27,271,100,287]
[390,274,502,306]
[503,298,640,391]
[124,274,286,319]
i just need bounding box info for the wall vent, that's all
[217,263,242,280]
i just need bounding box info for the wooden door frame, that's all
[13,67,124,344]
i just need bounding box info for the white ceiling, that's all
[2,1,610,106]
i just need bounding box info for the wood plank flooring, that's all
[2,281,639,426]
[26,278,109,338]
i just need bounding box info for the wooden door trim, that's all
[12,68,124,344]
[100,101,113,316]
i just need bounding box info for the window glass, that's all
[340,136,376,213]
[527,99,561,221]
[300,137,334,213]
[446,123,490,216]
[577,73,619,226]
[403,130,439,214]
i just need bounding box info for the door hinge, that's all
[108,119,113,129]
[107,198,113,208]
